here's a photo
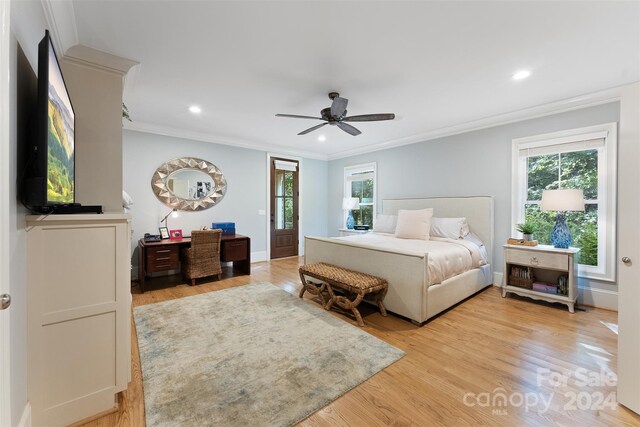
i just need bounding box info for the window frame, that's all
[344,162,377,228]
[511,123,617,282]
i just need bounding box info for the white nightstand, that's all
[502,244,579,313]
[338,228,370,237]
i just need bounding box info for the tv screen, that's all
[24,30,75,212]
[45,33,75,204]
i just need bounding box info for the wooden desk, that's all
[138,234,251,292]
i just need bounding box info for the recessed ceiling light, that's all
[189,105,202,114]
[318,135,326,142]
[512,70,531,81]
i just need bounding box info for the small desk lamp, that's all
[161,208,178,228]
[342,197,360,230]
[541,189,585,248]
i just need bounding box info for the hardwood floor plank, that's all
[78,257,640,427]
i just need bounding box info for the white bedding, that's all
[334,232,486,285]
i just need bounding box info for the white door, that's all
[617,82,640,415]
[0,0,12,424]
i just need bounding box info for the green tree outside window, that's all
[525,149,598,266]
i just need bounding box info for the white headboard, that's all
[382,196,494,266]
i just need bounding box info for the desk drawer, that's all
[146,245,179,272]
[505,248,568,271]
[146,253,179,272]
[147,245,178,257]
[222,239,247,262]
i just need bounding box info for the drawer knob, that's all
[530,256,538,264]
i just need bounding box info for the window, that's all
[344,163,376,227]
[512,123,617,281]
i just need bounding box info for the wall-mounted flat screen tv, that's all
[24,29,75,212]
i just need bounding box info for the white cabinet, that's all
[26,214,131,426]
[338,228,370,237]
[502,244,578,312]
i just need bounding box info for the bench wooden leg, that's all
[376,287,388,317]
[299,271,327,305]
[324,284,336,311]
[298,270,307,298]
[333,291,366,327]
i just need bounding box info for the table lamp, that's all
[342,197,360,230]
[161,208,178,228]
[540,189,585,248]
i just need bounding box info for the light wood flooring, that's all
[80,257,640,427]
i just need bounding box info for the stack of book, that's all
[532,282,558,294]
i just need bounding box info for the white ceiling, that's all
[65,1,639,160]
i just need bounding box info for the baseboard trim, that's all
[251,251,267,263]
[578,286,618,311]
[493,272,504,287]
[18,402,31,427]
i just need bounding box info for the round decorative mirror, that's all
[151,157,227,211]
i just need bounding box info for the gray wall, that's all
[328,102,620,296]
[123,130,328,272]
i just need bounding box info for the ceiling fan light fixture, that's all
[189,105,202,114]
[275,92,395,137]
[318,135,326,142]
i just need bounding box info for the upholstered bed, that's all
[304,196,494,324]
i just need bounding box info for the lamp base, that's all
[551,212,572,249]
[346,211,355,230]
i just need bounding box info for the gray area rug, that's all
[134,282,404,427]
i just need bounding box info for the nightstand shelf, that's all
[502,244,579,313]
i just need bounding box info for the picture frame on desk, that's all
[159,227,169,239]
[170,229,183,240]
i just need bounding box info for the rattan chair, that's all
[181,229,222,285]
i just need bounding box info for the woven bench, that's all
[298,262,388,326]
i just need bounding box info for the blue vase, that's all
[346,211,355,230]
[551,212,572,249]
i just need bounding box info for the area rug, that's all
[133,282,404,427]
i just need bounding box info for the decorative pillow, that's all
[430,217,469,240]
[394,208,433,240]
[373,214,398,233]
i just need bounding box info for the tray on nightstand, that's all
[507,238,538,246]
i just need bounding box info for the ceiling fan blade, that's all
[330,96,348,118]
[343,113,396,122]
[337,122,361,136]
[276,114,324,120]
[298,122,328,135]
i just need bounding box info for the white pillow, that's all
[430,217,469,240]
[395,208,433,240]
[373,214,397,233]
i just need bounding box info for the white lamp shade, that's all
[540,189,585,212]
[342,197,360,210]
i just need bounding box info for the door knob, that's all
[0,294,10,310]
[622,257,631,265]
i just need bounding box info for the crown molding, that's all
[62,45,138,76]
[327,87,623,160]
[40,0,78,55]
[123,121,329,161]
[123,63,142,104]
[124,86,624,163]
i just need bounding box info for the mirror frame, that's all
[151,157,227,211]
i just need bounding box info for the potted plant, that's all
[516,221,535,241]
